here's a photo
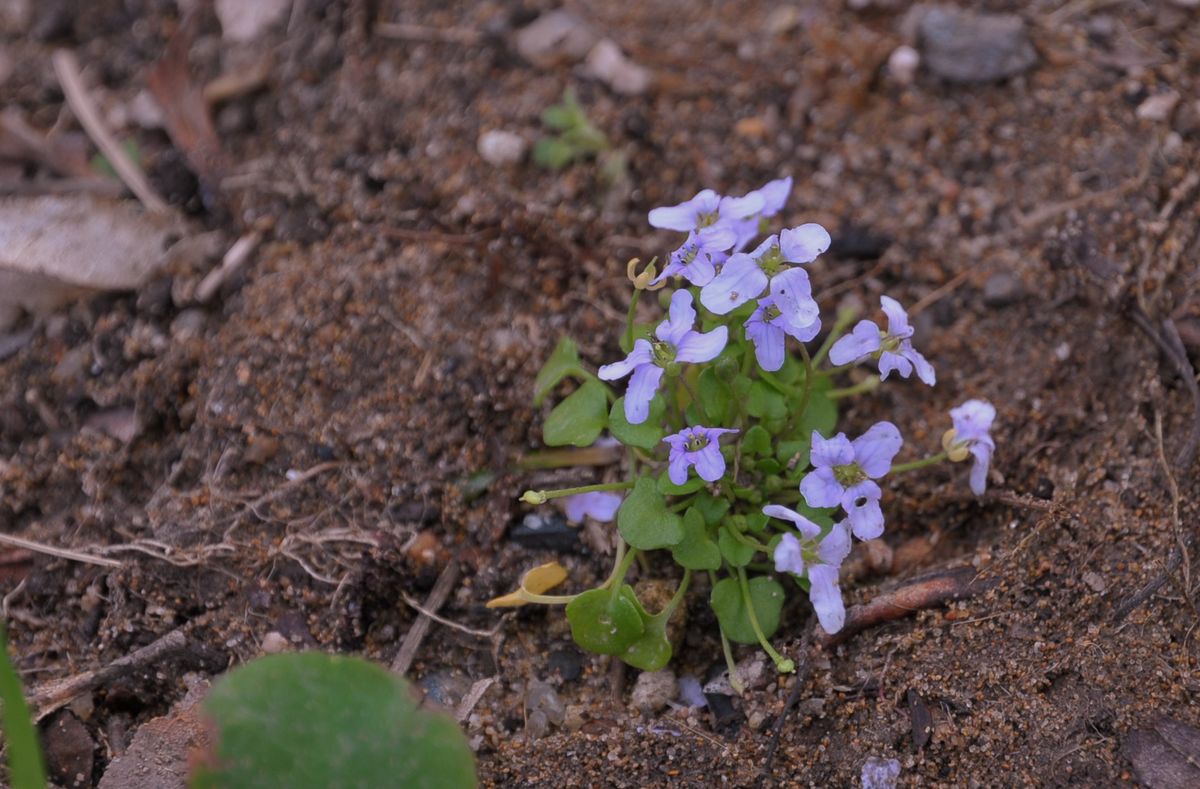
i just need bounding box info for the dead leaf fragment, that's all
[1123,715,1200,789]
[486,561,568,607]
[0,195,182,328]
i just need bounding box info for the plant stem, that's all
[828,376,880,399]
[736,567,795,673]
[678,372,711,424]
[711,571,746,695]
[812,306,860,367]
[658,569,692,620]
[890,451,948,474]
[725,522,771,554]
[521,480,635,504]
[607,545,639,605]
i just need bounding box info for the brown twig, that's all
[29,628,188,721]
[375,22,483,45]
[196,232,260,303]
[757,632,814,786]
[0,532,122,568]
[391,560,461,674]
[52,50,169,212]
[818,567,999,648]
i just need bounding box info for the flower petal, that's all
[877,350,913,381]
[680,251,718,286]
[770,267,820,327]
[852,421,903,478]
[693,444,726,482]
[951,399,996,442]
[624,364,664,424]
[563,491,622,523]
[810,431,855,468]
[773,532,805,575]
[746,313,785,372]
[779,223,831,264]
[807,564,845,634]
[598,339,653,380]
[757,176,793,216]
[816,521,852,566]
[800,466,844,509]
[668,451,690,485]
[719,192,765,222]
[700,256,769,315]
[828,320,882,365]
[676,326,729,364]
[696,222,737,253]
[843,480,884,540]
[648,189,718,231]
[656,289,697,346]
[880,295,913,338]
[762,504,822,539]
[968,443,992,495]
[904,344,936,386]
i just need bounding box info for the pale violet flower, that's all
[649,189,764,255]
[829,296,935,385]
[598,290,727,424]
[945,399,996,495]
[731,176,793,250]
[650,232,728,287]
[743,268,821,371]
[800,422,903,540]
[561,491,622,523]
[663,425,738,485]
[764,504,851,633]
[700,224,831,315]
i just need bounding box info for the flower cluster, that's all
[506,175,999,679]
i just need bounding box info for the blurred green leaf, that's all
[533,336,581,405]
[609,396,665,450]
[0,626,46,789]
[543,379,608,447]
[670,508,721,571]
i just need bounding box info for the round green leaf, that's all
[609,396,665,450]
[618,477,684,549]
[566,587,645,655]
[533,336,581,405]
[622,627,673,671]
[671,509,722,571]
[191,653,476,789]
[543,379,608,447]
[742,424,772,456]
[710,577,786,645]
[718,527,757,567]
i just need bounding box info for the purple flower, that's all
[763,504,851,633]
[828,296,935,385]
[598,290,728,424]
[945,399,996,495]
[700,224,831,315]
[744,268,822,371]
[663,425,738,485]
[648,189,764,255]
[561,491,622,523]
[651,232,728,287]
[731,176,794,250]
[799,422,903,540]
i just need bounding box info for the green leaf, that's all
[0,626,46,789]
[799,384,838,436]
[718,527,756,567]
[622,627,673,671]
[618,477,684,549]
[693,492,730,526]
[533,137,576,170]
[742,425,772,456]
[541,104,576,131]
[670,509,722,571]
[743,512,769,533]
[534,337,581,405]
[697,368,733,424]
[746,380,787,422]
[776,438,811,469]
[756,459,782,474]
[566,587,645,655]
[710,577,786,645]
[609,396,665,450]
[657,471,706,496]
[190,653,476,789]
[543,380,608,447]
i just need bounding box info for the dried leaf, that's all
[486,561,568,608]
[0,195,182,328]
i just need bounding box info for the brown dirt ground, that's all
[2,1,1199,786]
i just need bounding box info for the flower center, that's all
[680,246,698,266]
[763,304,782,322]
[833,463,866,486]
[684,432,710,452]
[651,340,676,366]
[880,334,902,354]
[696,210,719,228]
[758,245,784,276]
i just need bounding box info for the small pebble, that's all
[918,7,1037,84]
[676,676,707,709]
[524,680,565,739]
[982,271,1023,307]
[260,631,288,654]
[887,45,920,85]
[477,130,527,166]
[631,669,677,714]
[584,39,651,96]
[1082,571,1107,594]
[1136,91,1180,123]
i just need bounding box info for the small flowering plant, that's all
[492,178,997,684]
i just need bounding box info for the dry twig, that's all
[29,628,188,721]
[757,631,815,785]
[0,532,122,568]
[819,567,999,648]
[52,50,168,212]
[391,560,461,674]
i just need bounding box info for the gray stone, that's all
[918,6,1037,84]
[477,130,527,166]
[982,271,1023,307]
[513,10,597,67]
[524,680,564,739]
[631,669,677,714]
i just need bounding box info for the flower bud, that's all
[520,490,548,505]
[941,429,971,462]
